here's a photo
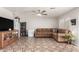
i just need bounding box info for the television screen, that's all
[0,17,14,31]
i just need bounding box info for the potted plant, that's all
[64,31,75,44]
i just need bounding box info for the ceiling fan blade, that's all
[32,10,39,14]
[42,10,46,13]
[50,8,55,9]
[41,10,46,14]
[42,14,47,15]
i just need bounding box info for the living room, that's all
[0,7,79,52]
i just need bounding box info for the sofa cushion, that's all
[52,28,58,33]
[57,29,68,33]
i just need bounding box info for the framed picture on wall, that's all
[70,19,76,25]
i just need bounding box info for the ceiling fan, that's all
[32,10,47,16]
[32,8,55,16]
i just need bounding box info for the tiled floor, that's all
[0,37,79,52]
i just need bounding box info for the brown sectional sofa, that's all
[34,28,52,38]
[52,28,69,42]
[34,28,70,42]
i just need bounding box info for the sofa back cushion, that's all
[52,28,58,33]
[36,28,52,32]
[57,29,69,33]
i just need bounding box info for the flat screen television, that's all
[0,17,14,31]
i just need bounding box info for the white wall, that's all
[16,13,58,37]
[18,13,58,30]
[27,16,58,30]
[58,8,79,46]
[0,8,13,19]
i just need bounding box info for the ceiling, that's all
[4,7,75,18]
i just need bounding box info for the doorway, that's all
[20,22,28,37]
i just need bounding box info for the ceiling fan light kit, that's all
[37,13,42,16]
